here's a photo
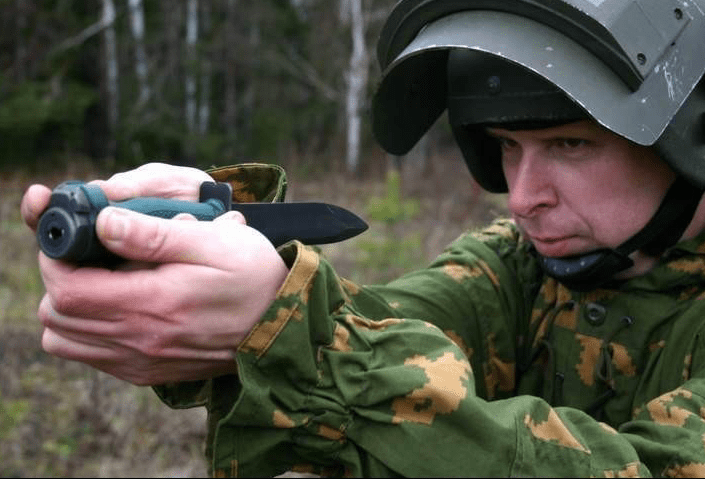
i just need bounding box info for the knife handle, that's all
[37,181,228,264]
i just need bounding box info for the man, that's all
[21,0,705,476]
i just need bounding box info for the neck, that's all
[681,193,705,241]
[616,192,705,279]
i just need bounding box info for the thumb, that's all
[96,206,212,264]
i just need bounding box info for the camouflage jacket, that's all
[155,164,705,477]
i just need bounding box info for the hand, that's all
[22,163,289,385]
[21,162,213,230]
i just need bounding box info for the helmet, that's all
[371,0,705,290]
[372,0,705,191]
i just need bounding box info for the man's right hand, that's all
[21,163,290,385]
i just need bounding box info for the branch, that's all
[267,46,340,102]
[52,5,121,54]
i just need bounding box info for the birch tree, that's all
[185,0,198,134]
[128,0,150,106]
[102,0,118,154]
[198,0,211,135]
[344,0,368,174]
[224,0,238,143]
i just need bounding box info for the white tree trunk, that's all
[224,0,237,141]
[128,0,150,106]
[185,0,198,134]
[345,0,367,174]
[338,0,350,22]
[102,0,118,148]
[198,0,211,135]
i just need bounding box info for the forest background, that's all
[0,0,506,476]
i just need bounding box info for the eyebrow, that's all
[484,128,513,141]
[484,128,505,137]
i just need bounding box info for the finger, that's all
[89,163,213,202]
[95,205,267,266]
[38,253,160,318]
[213,210,246,225]
[21,184,52,231]
[42,327,121,363]
[173,212,198,221]
[87,178,140,202]
[38,295,123,334]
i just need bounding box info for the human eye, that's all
[556,138,589,149]
[495,136,518,150]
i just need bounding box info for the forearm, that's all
[215,242,653,477]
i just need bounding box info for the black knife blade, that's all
[230,202,368,247]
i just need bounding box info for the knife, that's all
[37,180,368,264]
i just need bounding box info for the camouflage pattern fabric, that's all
[207,163,287,203]
[155,167,705,477]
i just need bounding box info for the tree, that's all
[223,0,238,147]
[185,0,198,135]
[0,0,402,172]
[128,0,150,107]
[102,0,118,157]
[198,0,211,135]
[343,0,368,174]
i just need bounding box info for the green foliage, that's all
[0,82,50,135]
[0,79,97,163]
[0,395,31,434]
[356,233,423,283]
[0,80,95,133]
[250,107,294,160]
[365,169,420,224]
[119,119,186,167]
[191,132,234,169]
[0,0,404,169]
[354,169,425,283]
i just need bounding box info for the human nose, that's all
[503,148,558,218]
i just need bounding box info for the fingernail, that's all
[101,207,129,241]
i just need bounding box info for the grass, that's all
[0,153,506,476]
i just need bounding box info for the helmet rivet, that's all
[637,53,647,65]
[674,8,683,20]
[487,75,501,94]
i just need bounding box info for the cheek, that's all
[579,158,675,247]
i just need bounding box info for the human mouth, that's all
[526,234,580,257]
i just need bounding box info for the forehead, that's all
[485,120,611,140]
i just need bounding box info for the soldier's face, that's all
[488,120,676,260]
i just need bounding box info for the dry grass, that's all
[0,153,506,477]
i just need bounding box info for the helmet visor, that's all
[372,9,705,154]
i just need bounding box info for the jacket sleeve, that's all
[618,327,705,477]
[212,231,654,477]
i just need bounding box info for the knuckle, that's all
[134,337,159,357]
[131,320,169,358]
[142,217,171,259]
[37,296,53,326]
[41,329,61,356]
[50,288,81,316]
[41,336,57,355]
[130,376,155,387]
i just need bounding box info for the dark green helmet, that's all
[372,0,705,192]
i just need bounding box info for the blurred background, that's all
[0,0,506,476]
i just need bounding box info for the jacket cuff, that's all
[207,163,287,203]
[237,241,319,358]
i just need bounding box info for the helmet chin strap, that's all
[539,177,704,291]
